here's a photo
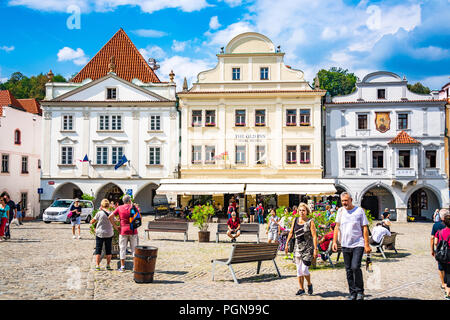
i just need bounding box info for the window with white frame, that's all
[357,114,368,130]
[106,88,117,100]
[96,146,108,165]
[205,146,216,163]
[286,145,297,164]
[256,145,266,164]
[21,156,28,173]
[398,113,408,130]
[300,146,310,164]
[61,146,73,165]
[111,146,124,165]
[21,192,28,210]
[286,109,296,126]
[99,115,122,131]
[235,110,246,126]
[260,67,269,80]
[205,110,216,126]
[255,110,266,126]
[149,146,161,165]
[192,145,202,164]
[2,154,9,173]
[399,150,411,168]
[150,115,161,131]
[232,68,241,80]
[62,115,74,131]
[192,110,202,127]
[235,146,246,164]
[300,109,311,126]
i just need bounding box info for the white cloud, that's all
[138,45,166,61]
[220,0,242,7]
[132,29,168,38]
[171,40,189,52]
[0,45,15,52]
[416,74,450,91]
[8,0,210,13]
[410,46,450,61]
[157,55,215,89]
[209,16,221,30]
[204,20,254,46]
[57,47,89,65]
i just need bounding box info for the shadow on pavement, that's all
[156,270,189,276]
[315,291,349,298]
[230,274,296,284]
[2,239,41,243]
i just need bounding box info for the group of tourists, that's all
[431,208,450,299]
[0,193,25,241]
[88,195,139,272]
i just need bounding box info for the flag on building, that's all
[79,154,89,162]
[214,151,228,160]
[114,154,128,170]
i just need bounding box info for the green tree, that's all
[0,72,67,100]
[407,82,431,94]
[316,67,359,97]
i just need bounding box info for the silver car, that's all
[43,199,94,224]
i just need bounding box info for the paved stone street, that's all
[0,217,446,300]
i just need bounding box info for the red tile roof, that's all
[0,90,42,116]
[17,98,42,115]
[71,28,160,84]
[388,131,421,145]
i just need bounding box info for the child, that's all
[266,209,280,244]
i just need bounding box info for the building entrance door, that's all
[361,195,378,220]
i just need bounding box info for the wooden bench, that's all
[371,232,398,259]
[216,223,260,243]
[145,221,189,242]
[211,243,281,284]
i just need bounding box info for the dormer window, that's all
[232,68,241,80]
[106,88,117,100]
[377,89,386,99]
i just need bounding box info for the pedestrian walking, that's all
[69,198,82,239]
[285,203,318,296]
[332,192,371,300]
[0,197,10,241]
[434,213,450,299]
[91,199,114,271]
[431,208,450,292]
[109,195,139,272]
[4,194,16,240]
[256,203,264,224]
[16,201,24,225]
[266,209,280,243]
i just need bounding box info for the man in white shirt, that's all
[370,223,391,245]
[332,192,371,300]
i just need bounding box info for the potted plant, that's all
[242,213,249,223]
[189,204,215,242]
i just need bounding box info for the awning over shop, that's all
[156,179,245,195]
[157,179,336,196]
[245,182,336,195]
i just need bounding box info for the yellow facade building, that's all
[158,32,335,212]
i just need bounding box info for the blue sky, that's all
[0,0,449,90]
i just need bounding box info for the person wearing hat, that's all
[69,198,82,239]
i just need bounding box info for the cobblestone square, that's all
[0,217,446,300]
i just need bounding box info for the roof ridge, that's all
[388,130,420,145]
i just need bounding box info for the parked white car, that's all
[43,199,94,224]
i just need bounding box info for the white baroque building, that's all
[39,29,179,213]
[324,71,449,222]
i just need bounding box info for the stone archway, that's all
[407,187,441,221]
[361,186,396,220]
[95,183,124,209]
[52,182,83,200]
[134,183,159,214]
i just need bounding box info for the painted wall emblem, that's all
[375,112,390,133]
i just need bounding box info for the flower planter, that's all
[243,218,249,223]
[198,231,210,242]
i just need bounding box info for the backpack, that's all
[129,205,142,230]
[435,230,450,264]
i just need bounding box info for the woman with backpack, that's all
[434,214,450,299]
[91,199,114,271]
